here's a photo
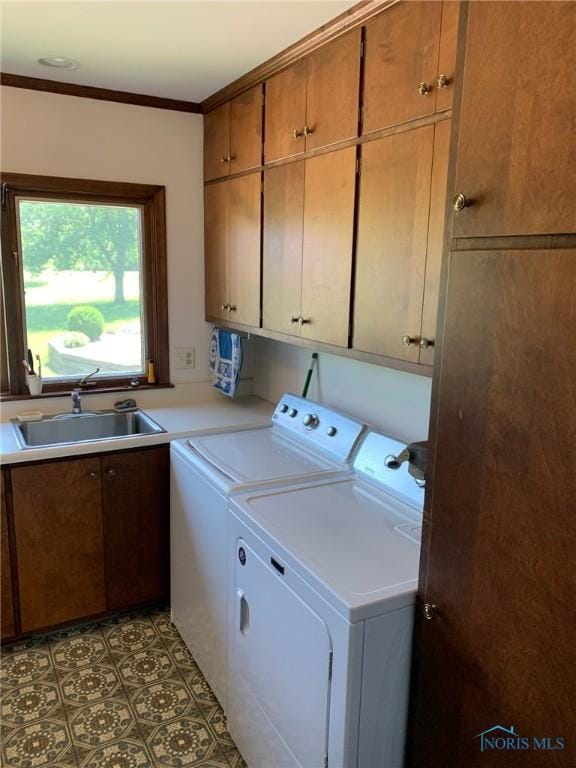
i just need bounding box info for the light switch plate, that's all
[174,347,196,369]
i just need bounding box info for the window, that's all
[1,173,169,396]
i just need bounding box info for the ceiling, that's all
[1,1,356,103]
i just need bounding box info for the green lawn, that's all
[24,270,141,377]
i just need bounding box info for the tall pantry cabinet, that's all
[410,3,576,767]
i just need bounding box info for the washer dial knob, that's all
[288,408,298,418]
[326,426,337,437]
[303,413,319,429]
[279,404,289,413]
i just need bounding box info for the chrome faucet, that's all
[71,388,82,415]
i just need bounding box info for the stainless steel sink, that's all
[12,409,166,449]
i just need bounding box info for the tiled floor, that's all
[0,608,246,768]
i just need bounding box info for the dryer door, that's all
[230,537,331,768]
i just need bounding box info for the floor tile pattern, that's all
[1,609,246,768]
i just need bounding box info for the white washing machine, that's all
[228,431,424,768]
[170,393,365,707]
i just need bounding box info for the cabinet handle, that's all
[229,305,237,312]
[303,125,314,136]
[220,154,232,163]
[418,82,432,96]
[402,335,417,347]
[221,304,230,311]
[436,73,450,89]
[300,317,311,325]
[89,471,98,479]
[290,316,300,325]
[423,603,438,620]
[453,193,473,212]
[105,467,117,478]
[292,129,305,140]
[419,337,434,350]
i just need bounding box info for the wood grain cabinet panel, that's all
[263,162,305,336]
[230,85,263,174]
[265,60,308,163]
[265,31,361,162]
[228,173,262,327]
[435,1,460,112]
[204,181,230,321]
[12,458,106,633]
[301,147,356,347]
[353,125,434,362]
[305,28,361,152]
[204,103,230,181]
[363,1,442,134]
[419,118,451,366]
[412,249,576,767]
[452,1,576,237]
[102,446,169,611]
[1,470,16,641]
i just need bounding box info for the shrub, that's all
[67,305,105,341]
[62,331,90,348]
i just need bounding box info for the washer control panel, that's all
[272,393,365,462]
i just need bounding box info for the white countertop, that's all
[0,385,274,465]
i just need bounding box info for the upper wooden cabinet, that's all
[353,120,451,364]
[265,30,361,162]
[205,174,261,327]
[363,1,457,134]
[452,1,576,238]
[263,148,356,347]
[204,85,263,181]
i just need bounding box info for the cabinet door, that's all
[452,1,576,237]
[363,1,442,134]
[265,60,308,163]
[263,162,305,336]
[12,458,105,632]
[435,1,460,112]
[419,119,451,366]
[412,249,576,767]
[102,447,169,611]
[204,181,229,321]
[229,173,261,327]
[230,85,263,174]
[301,147,356,347]
[1,470,16,641]
[305,28,361,151]
[353,126,434,362]
[204,102,230,181]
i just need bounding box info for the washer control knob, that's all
[326,426,337,437]
[279,404,289,413]
[288,408,298,418]
[303,413,319,429]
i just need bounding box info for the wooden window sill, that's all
[1,383,174,402]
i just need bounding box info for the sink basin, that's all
[12,409,166,449]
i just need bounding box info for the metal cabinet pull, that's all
[229,305,237,312]
[292,129,305,140]
[290,316,300,325]
[418,82,432,96]
[423,603,438,620]
[105,467,117,478]
[220,154,232,163]
[436,73,450,89]
[303,125,314,136]
[419,337,434,350]
[221,304,230,312]
[402,335,417,347]
[300,318,311,325]
[89,471,98,479]
[453,193,473,212]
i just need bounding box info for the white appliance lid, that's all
[231,478,422,622]
[186,428,345,486]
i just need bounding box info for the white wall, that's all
[0,86,251,385]
[253,337,432,442]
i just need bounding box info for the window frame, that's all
[1,172,170,397]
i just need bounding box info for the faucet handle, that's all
[77,367,100,387]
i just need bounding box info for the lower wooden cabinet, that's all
[4,445,169,638]
[1,469,16,641]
